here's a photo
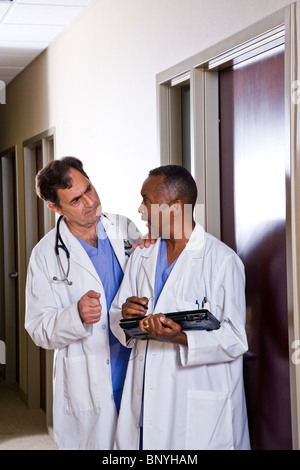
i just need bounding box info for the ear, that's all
[48,203,63,216]
[171,201,183,216]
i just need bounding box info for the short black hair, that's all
[149,165,198,207]
[36,156,89,207]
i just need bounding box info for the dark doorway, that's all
[219,45,292,449]
[0,149,18,384]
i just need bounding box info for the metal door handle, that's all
[9,272,18,278]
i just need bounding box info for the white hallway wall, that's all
[0,0,299,397]
[0,0,296,232]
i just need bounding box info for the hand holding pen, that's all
[121,296,149,319]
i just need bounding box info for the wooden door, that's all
[219,45,292,449]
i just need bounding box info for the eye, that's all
[71,198,80,206]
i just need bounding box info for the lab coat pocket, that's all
[63,355,101,412]
[185,390,233,450]
[175,300,210,313]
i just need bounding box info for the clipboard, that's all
[119,308,221,340]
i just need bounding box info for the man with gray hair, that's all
[25,156,149,449]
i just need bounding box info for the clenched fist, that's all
[78,290,102,324]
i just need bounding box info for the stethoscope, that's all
[52,214,133,286]
[53,215,72,285]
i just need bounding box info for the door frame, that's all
[23,129,55,429]
[0,146,18,384]
[156,4,299,448]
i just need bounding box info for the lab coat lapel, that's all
[141,239,161,294]
[168,223,205,277]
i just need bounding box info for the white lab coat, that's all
[25,213,141,450]
[110,223,251,450]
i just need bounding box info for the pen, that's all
[137,302,148,309]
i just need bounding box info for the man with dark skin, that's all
[110,165,250,450]
[121,172,193,345]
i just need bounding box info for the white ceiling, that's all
[0,0,96,85]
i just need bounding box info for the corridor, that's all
[0,372,55,450]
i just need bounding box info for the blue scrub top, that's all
[154,239,178,307]
[77,219,130,414]
[139,239,178,448]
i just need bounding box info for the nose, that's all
[138,202,148,221]
[138,201,148,215]
[83,193,94,206]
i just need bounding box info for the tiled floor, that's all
[0,377,56,450]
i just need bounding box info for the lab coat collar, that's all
[183,222,206,256]
[58,216,101,284]
[59,212,128,273]
[140,222,206,260]
[140,223,206,294]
